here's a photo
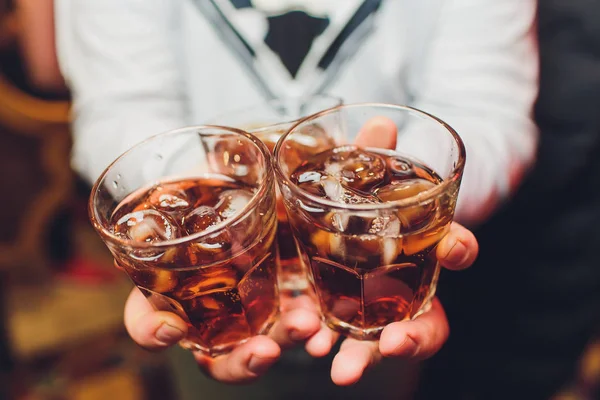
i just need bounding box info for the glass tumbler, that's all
[210,95,342,296]
[89,126,279,356]
[274,103,466,340]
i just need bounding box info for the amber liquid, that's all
[288,146,451,339]
[256,128,336,297]
[110,176,279,356]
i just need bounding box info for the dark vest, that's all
[419,1,600,399]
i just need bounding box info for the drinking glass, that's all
[89,126,279,356]
[274,103,466,340]
[210,95,342,296]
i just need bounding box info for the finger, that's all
[269,306,321,348]
[355,116,398,150]
[279,292,318,313]
[270,294,321,347]
[305,324,339,358]
[124,287,187,351]
[436,222,479,270]
[379,298,449,360]
[194,335,280,384]
[330,338,381,386]
[279,289,340,357]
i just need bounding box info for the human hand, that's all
[298,117,479,385]
[327,222,477,385]
[121,116,478,387]
[123,286,321,384]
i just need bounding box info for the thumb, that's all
[355,116,397,150]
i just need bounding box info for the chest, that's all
[177,0,437,121]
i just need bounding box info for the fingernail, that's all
[248,355,276,375]
[443,240,468,266]
[155,323,185,344]
[391,336,419,357]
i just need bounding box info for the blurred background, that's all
[1,1,600,400]
[0,1,178,399]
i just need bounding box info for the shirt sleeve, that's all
[55,0,187,183]
[403,0,539,227]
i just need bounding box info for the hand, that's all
[327,222,477,385]
[123,287,321,384]
[121,115,478,387]
[117,119,399,385]
[298,116,479,386]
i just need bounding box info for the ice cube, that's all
[382,237,400,265]
[321,176,344,202]
[376,179,437,229]
[114,209,179,243]
[312,229,386,266]
[184,204,235,264]
[368,214,401,235]
[324,147,386,191]
[212,138,261,184]
[293,123,336,152]
[186,229,233,265]
[295,170,327,197]
[311,230,346,259]
[321,177,379,205]
[173,267,238,300]
[320,177,379,232]
[386,157,415,178]
[375,179,436,202]
[215,189,255,220]
[330,212,350,232]
[368,216,385,235]
[151,269,179,293]
[147,184,191,213]
[281,123,336,172]
[377,217,402,265]
[184,206,221,235]
[402,223,449,256]
[325,212,402,265]
[297,170,324,184]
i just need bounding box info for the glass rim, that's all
[208,94,343,135]
[273,103,466,211]
[89,125,274,250]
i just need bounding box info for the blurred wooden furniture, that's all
[0,72,72,281]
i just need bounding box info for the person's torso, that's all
[171,0,600,297]
[170,0,441,122]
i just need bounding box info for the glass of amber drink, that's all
[274,104,466,340]
[210,95,342,297]
[89,126,279,356]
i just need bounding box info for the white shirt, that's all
[55,0,538,226]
